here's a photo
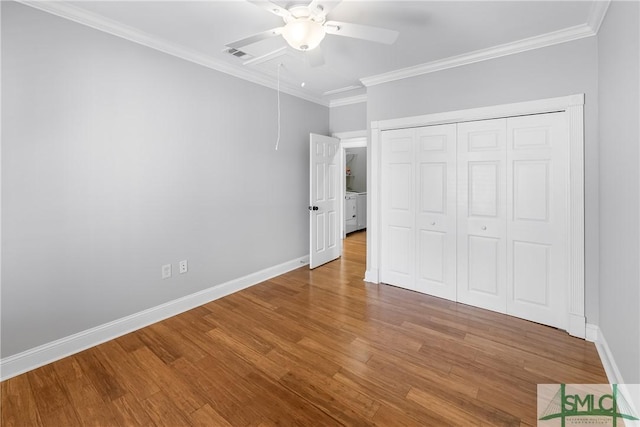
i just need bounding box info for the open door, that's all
[309,133,340,269]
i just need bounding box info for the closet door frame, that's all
[366,94,586,339]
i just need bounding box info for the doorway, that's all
[336,132,367,242]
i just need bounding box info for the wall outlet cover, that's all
[179,260,188,274]
[162,264,172,279]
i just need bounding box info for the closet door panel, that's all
[380,129,415,288]
[506,113,568,328]
[457,119,507,313]
[512,241,550,306]
[467,236,500,295]
[418,230,445,282]
[415,124,457,300]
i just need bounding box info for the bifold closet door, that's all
[380,129,415,289]
[381,112,568,329]
[380,125,457,298]
[457,113,568,327]
[506,112,567,329]
[415,125,457,300]
[457,119,508,313]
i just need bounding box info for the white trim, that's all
[332,130,368,140]
[0,0,3,347]
[587,0,612,34]
[568,313,587,339]
[367,121,381,287]
[16,1,327,106]
[586,323,599,342]
[17,1,612,105]
[567,103,586,339]
[361,24,595,87]
[0,255,309,381]
[368,94,585,338]
[373,94,584,131]
[590,328,640,419]
[323,85,363,96]
[340,138,367,149]
[364,270,379,284]
[593,325,625,384]
[329,95,368,108]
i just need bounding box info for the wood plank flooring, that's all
[1,230,607,426]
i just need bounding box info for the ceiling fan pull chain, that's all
[275,63,282,151]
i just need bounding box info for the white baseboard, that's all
[589,324,625,385]
[364,269,379,283]
[593,328,640,424]
[568,313,586,339]
[585,323,599,342]
[0,255,309,381]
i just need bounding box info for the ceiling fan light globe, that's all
[282,20,326,51]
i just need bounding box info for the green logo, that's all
[538,384,639,427]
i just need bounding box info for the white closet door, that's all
[457,119,507,313]
[380,129,415,288]
[506,113,568,328]
[415,124,457,300]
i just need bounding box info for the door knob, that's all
[431,222,436,225]
[308,206,319,211]
[481,226,487,230]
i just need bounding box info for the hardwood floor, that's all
[1,230,607,426]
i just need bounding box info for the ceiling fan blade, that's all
[226,28,283,50]
[247,0,291,18]
[306,46,325,68]
[307,0,342,17]
[324,21,399,45]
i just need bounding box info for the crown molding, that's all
[361,23,597,88]
[17,0,329,107]
[18,0,612,106]
[323,85,363,96]
[587,0,612,34]
[332,130,367,140]
[329,94,367,108]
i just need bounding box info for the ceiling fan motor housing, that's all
[281,5,328,51]
[282,19,326,51]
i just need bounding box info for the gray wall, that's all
[597,1,640,384]
[367,37,600,326]
[1,2,329,358]
[330,102,367,134]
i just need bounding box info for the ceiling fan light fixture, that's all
[282,19,326,51]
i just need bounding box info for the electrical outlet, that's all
[162,264,172,279]
[179,260,188,274]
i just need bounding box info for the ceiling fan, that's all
[226,0,399,56]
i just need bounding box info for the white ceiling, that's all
[30,1,602,105]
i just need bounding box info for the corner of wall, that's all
[590,324,626,385]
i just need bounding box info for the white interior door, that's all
[415,124,457,300]
[309,133,340,269]
[380,128,415,289]
[506,112,568,328]
[457,119,508,313]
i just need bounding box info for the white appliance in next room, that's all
[345,192,358,234]
[345,191,367,235]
